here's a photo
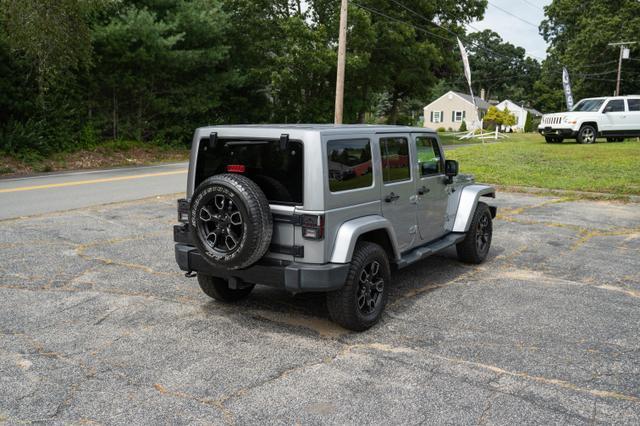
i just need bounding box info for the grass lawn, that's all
[438,133,483,146]
[446,133,640,195]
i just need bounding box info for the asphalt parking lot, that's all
[1,192,639,424]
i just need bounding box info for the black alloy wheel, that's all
[476,213,491,255]
[196,192,244,256]
[327,242,391,331]
[456,202,493,264]
[357,260,385,315]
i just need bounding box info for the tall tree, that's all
[540,0,640,101]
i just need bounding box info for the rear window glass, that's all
[628,99,640,111]
[380,137,411,183]
[195,138,303,204]
[327,139,373,192]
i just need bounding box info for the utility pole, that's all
[334,0,348,124]
[608,41,637,96]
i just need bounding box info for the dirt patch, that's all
[1,144,189,177]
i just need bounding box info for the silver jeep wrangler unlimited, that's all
[174,125,496,331]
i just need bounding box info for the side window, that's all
[416,137,443,176]
[380,137,411,183]
[604,100,625,112]
[628,99,640,111]
[327,139,373,192]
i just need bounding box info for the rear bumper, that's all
[175,244,349,293]
[538,127,577,138]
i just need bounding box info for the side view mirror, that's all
[445,160,459,178]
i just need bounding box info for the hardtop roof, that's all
[198,124,438,135]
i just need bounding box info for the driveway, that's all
[1,192,639,424]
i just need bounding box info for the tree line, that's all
[0,0,638,159]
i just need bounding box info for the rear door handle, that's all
[384,192,400,203]
[417,186,430,195]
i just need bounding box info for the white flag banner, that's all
[457,37,480,131]
[457,37,472,88]
[562,67,574,111]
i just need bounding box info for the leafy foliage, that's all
[0,0,498,157]
[537,0,640,111]
[484,106,515,127]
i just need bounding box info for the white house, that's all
[495,100,543,132]
[423,91,491,131]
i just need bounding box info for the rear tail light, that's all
[177,199,189,223]
[302,214,324,240]
[227,164,246,173]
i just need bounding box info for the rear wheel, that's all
[327,242,390,331]
[456,202,493,264]
[197,274,254,302]
[577,125,597,144]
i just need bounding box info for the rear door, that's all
[413,134,448,243]
[623,98,640,135]
[378,134,417,252]
[600,99,627,134]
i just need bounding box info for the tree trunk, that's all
[387,89,400,125]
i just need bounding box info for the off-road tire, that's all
[326,242,391,332]
[577,125,597,144]
[197,274,254,302]
[456,202,493,264]
[190,174,272,270]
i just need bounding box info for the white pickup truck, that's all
[538,95,640,144]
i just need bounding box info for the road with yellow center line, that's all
[0,162,188,219]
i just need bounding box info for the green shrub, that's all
[459,120,467,132]
[79,123,99,149]
[524,112,534,132]
[437,127,446,132]
[101,140,142,152]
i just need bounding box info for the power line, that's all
[385,0,546,61]
[519,0,544,11]
[487,1,540,28]
[350,2,453,43]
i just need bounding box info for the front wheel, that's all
[197,274,254,302]
[456,202,493,264]
[577,125,597,144]
[327,242,391,331]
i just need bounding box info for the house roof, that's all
[497,99,543,117]
[526,107,543,117]
[454,92,492,110]
[425,91,491,111]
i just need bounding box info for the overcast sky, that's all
[467,0,552,60]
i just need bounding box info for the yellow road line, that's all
[0,170,187,193]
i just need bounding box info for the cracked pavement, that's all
[0,192,639,424]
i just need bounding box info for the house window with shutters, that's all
[452,110,466,122]
[431,111,443,123]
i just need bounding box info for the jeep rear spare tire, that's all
[190,173,273,269]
